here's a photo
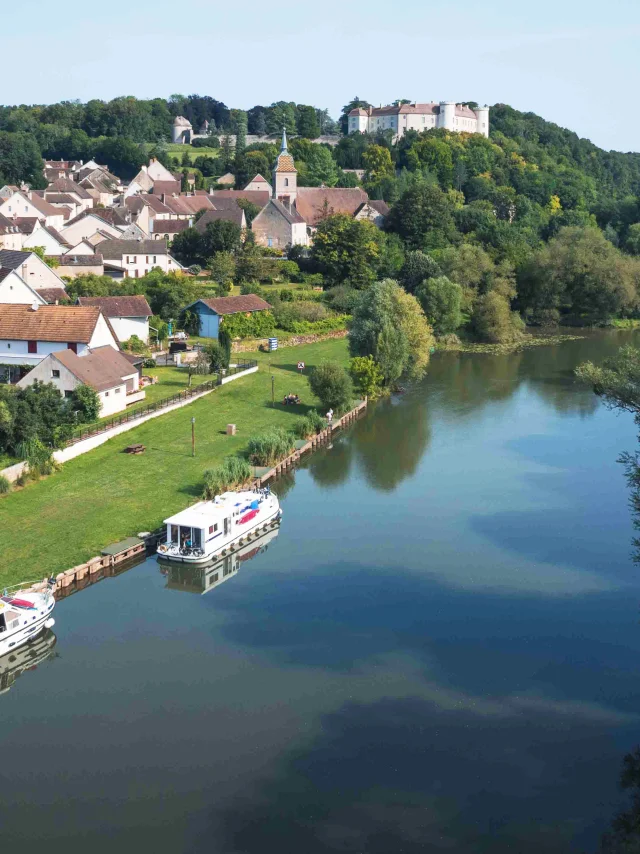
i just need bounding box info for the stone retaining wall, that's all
[232,329,348,353]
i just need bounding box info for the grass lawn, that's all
[165,144,221,163]
[0,338,349,587]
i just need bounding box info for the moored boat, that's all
[157,487,281,564]
[0,580,56,657]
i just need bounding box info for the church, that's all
[251,130,388,250]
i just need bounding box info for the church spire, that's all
[281,126,288,153]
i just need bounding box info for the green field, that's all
[165,143,221,163]
[0,339,348,587]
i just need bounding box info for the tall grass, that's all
[202,457,252,499]
[0,475,11,495]
[292,410,325,439]
[247,428,295,466]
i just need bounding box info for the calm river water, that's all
[2,332,640,853]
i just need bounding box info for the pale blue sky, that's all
[5,0,640,151]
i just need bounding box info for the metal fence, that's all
[69,359,257,444]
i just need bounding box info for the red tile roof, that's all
[197,295,272,315]
[0,304,102,342]
[77,295,152,317]
[295,188,369,226]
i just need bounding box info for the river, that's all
[2,331,640,853]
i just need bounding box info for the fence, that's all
[69,359,257,444]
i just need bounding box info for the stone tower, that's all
[272,128,297,205]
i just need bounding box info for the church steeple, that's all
[272,126,297,204]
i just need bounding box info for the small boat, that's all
[0,580,56,657]
[157,487,282,564]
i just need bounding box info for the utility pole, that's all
[191,417,196,457]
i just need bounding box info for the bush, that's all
[292,410,325,439]
[206,340,229,371]
[0,475,10,495]
[122,335,149,354]
[202,457,252,499]
[350,356,384,398]
[279,260,300,281]
[72,383,101,423]
[273,300,329,331]
[142,358,157,368]
[247,428,295,466]
[218,327,232,364]
[309,361,353,411]
[188,264,202,275]
[323,285,359,314]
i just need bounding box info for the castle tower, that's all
[272,128,297,204]
[172,116,193,144]
[475,105,490,138]
[438,101,456,132]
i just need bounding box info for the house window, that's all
[267,238,273,248]
[67,342,77,353]
[52,369,60,378]
[146,256,149,263]
[104,391,109,397]
[64,390,73,398]
[115,387,121,393]
[27,340,37,354]
[135,270,139,278]
[153,256,157,263]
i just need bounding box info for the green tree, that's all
[170,227,203,266]
[311,214,382,288]
[309,362,353,411]
[625,223,640,255]
[91,137,146,180]
[208,251,236,291]
[297,105,321,139]
[576,345,640,418]
[72,384,101,422]
[200,220,242,258]
[0,131,46,188]
[349,356,384,398]
[398,250,441,293]
[235,232,265,283]
[385,183,459,250]
[415,276,462,335]
[472,291,524,343]
[362,145,394,186]
[349,279,434,383]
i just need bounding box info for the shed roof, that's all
[195,295,272,315]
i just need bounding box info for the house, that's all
[185,295,272,339]
[251,199,307,249]
[0,191,65,230]
[0,303,119,381]
[244,174,272,193]
[130,158,181,196]
[194,206,247,233]
[60,210,126,245]
[353,200,390,227]
[17,346,145,417]
[96,238,182,278]
[0,268,47,306]
[150,219,190,242]
[78,169,121,207]
[209,189,270,208]
[67,239,97,255]
[0,213,25,251]
[294,187,370,227]
[45,178,94,213]
[77,295,152,343]
[22,222,71,255]
[51,254,105,278]
[0,249,69,293]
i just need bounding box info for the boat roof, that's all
[163,491,261,526]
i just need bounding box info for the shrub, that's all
[221,310,276,339]
[247,428,295,466]
[218,327,232,364]
[292,410,325,439]
[309,361,353,412]
[202,457,252,499]
[350,356,384,398]
[0,475,10,495]
[279,260,300,281]
[72,383,101,423]
[143,358,157,368]
[323,285,359,314]
[15,472,27,487]
[122,335,149,354]
[206,340,229,371]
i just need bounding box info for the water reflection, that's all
[599,745,640,853]
[353,392,432,491]
[306,436,353,488]
[0,629,57,696]
[159,527,280,595]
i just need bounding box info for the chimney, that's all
[31,300,39,312]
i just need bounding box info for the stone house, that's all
[251,199,307,249]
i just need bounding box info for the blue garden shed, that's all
[185,295,272,339]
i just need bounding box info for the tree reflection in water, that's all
[306,437,353,489]
[599,746,640,853]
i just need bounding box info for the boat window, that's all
[170,524,179,543]
[192,528,202,548]
[0,613,5,632]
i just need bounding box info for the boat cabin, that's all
[163,491,264,557]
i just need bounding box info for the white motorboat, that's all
[158,487,282,564]
[0,580,56,657]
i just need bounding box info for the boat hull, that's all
[158,508,282,564]
[0,611,55,657]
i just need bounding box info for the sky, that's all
[4,0,640,152]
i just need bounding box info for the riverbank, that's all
[0,338,349,588]
[435,331,585,355]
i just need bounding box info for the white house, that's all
[0,213,25,251]
[348,101,490,140]
[0,303,119,381]
[0,249,69,292]
[22,222,71,255]
[60,211,124,245]
[0,268,47,305]
[77,295,152,343]
[96,238,182,278]
[0,191,65,230]
[17,346,145,417]
[244,174,273,193]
